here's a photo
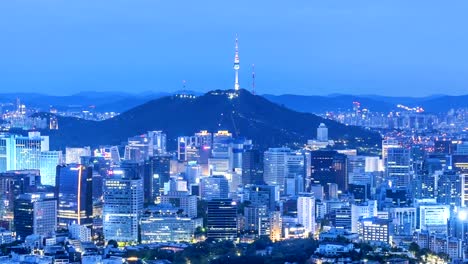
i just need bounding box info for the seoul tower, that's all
[233,35,240,90]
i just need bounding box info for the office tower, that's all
[244,205,268,235]
[269,211,282,241]
[185,162,201,185]
[56,164,93,228]
[243,185,278,212]
[317,123,328,142]
[310,184,325,201]
[144,154,171,205]
[348,156,369,185]
[160,182,197,218]
[453,154,468,207]
[264,148,305,194]
[331,207,352,230]
[437,171,462,206]
[382,139,400,164]
[200,176,229,200]
[0,132,49,172]
[0,170,40,222]
[348,184,369,203]
[39,150,63,186]
[95,146,120,165]
[297,193,316,236]
[194,130,212,149]
[328,183,339,200]
[351,200,377,233]
[80,156,110,200]
[147,130,167,155]
[103,163,143,243]
[177,136,190,161]
[124,135,150,162]
[357,217,390,244]
[14,192,57,241]
[65,147,91,164]
[212,131,232,159]
[207,199,237,240]
[16,132,49,171]
[310,150,348,193]
[386,147,411,188]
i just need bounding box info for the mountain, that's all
[42,89,382,151]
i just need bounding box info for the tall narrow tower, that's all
[233,35,240,90]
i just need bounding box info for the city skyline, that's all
[1,1,468,96]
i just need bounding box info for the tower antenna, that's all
[252,64,255,95]
[233,34,240,91]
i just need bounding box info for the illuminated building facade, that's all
[207,199,237,240]
[56,164,93,228]
[103,163,143,243]
[14,192,57,241]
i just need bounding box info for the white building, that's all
[297,193,316,237]
[69,224,91,242]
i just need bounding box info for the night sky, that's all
[1,0,467,96]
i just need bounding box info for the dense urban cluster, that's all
[0,97,465,264]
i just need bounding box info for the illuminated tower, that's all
[234,35,240,90]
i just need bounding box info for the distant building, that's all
[317,123,328,142]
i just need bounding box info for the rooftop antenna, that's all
[252,64,256,95]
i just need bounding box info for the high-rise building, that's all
[297,193,316,236]
[310,150,348,193]
[264,148,305,194]
[351,200,377,233]
[244,205,269,235]
[0,132,49,172]
[143,154,171,205]
[243,185,278,212]
[39,151,63,186]
[0,170,40,223]
[65,147,91,164]
[14,192,57,241]
[103,162,143,243]
[317,123,328,142]
[386,147,411,188]
[200,176,229,200]
[382,139,400,165]
[207,199,238,240]
[56,164,93,228]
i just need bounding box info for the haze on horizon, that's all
[1,0,467,97]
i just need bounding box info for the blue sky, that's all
[0,0,467,96]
